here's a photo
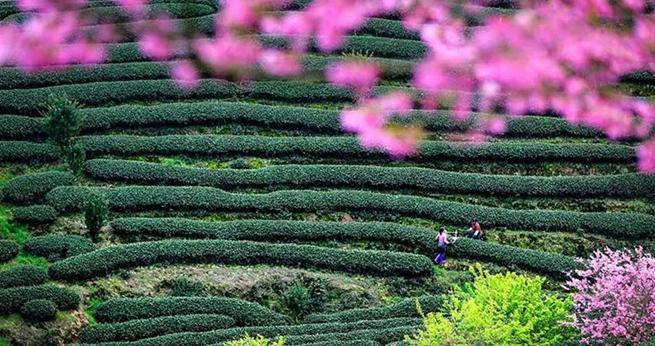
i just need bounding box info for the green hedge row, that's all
[279,326,417,345]
[0,265,48,288]
[0,56,412,90]
[0,80,414,114]
[357,18,419,40]
[0,0,218,20]
[48,239,433,281]
[0,141,60,163]
[0,284,81,314]
[24,234,96,261]
[80,317,420,346]
[13,205,59,224]
[260,34,426,59]
[109,218,579,276]
[0,101,601,140]
[0,240,19,263]
[20,299,58,321]
[46,186,653,238]
[0,115,43,140]
[4,3,215,25]
[2,171,75,204]
[305,295,442,323]
[80,314,236,343]
[93,297,289,325]
[78,135,634,163]
[85,159,655,198]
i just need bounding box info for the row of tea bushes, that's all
[85,159,654,198]
[48,239,434,281]
[45,186,654,238]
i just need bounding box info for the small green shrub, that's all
[225,334,285,346]
[41,95,82,149]
[0,239,19,262]
[20,299,57,322]
[2,171,75,204]
[65,142,86,175]
[84,192,108,243]
[167,277,204,297]
[0,265,48,288]
[13,205,59,224]
[229,158,251,169]
[24,234,95,261]
[0,284,81,314]
[281,282,312,319]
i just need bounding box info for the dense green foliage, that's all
[0,141,60,163]
[0,265,48,288]
[406,268,576,346]
[24,234,96,261]
[84,192,108,242]
[86,159,655,198]
[305,295,443,323]
[42,95,82,148]
[0,284,81,314]
[80,314,237,343]
[0,56,411,90]
[46,186,653,238]
[79,318,421,346]
[48,239,433,280]
[93,297,289,325]
[110,218,578,276]
[2,171,74,204]
[0,239,19,262]
[0,101,601,140]
[224,335,285,346]
[20,299,58,321]
[0,78,417,114]
[78,135,635,163]
[65,142,86,174]
[12,205,59,224]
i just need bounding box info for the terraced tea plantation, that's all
[1,0,654,345]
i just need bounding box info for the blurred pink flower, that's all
[326,60,379,96]
[637,140,655,173]
[172,61,199,89]
[258,49,301,76]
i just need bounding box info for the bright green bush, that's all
[2,171,75,204]
[24,234,95,261]
[79,317,420,346]
[12,205,59,224]
[0,284,81,314]
[47,239,433,281]
[20,299,58,321]
[0,239,19,262]
[93,297,289,325]
[110,218,577,276]
[80,314,236,343]
[0,141,60,163]
[224,335,285,346]
[305,295,443,324]
[85,159,655,198]
[78,135,635,163]
[46,186,653,239]
[405,267,577,346]
[0,265,48,288]
[298,341,379,346]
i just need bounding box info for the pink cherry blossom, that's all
[326,60,380,97]
[258,49,301,76]
[171,61,200,89]
[637,139,655,173]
